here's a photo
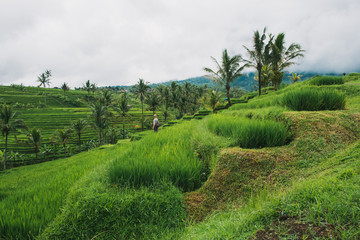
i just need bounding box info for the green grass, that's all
[282,88,346,111]
[0,142,129,239]
[109,120,228,192]
[309,75,344,85]
[1,73,360,239]
[174,141,360,240]
[207,115,287,148]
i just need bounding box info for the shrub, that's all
[309,76,344,85]
[207,115,287,148]
[282,88,346,111]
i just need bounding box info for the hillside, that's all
[0,73,360,239]
[116,72,343,92]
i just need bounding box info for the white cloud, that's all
[0,0,359,88]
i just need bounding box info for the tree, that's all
[145,90,161,114]
[290,72,303,83]
[254,65,274,88]
[209,90,221,113]
[91,83,97,95]
[71,119,88,145]
[269,33,305,90]
[157,85,171,123]
[54,128,73,155]
[37,69,52,105]
[132,79,150,131]
[99,89,113,107]
[83,80,91,101]
[243,28,272,96]
[90,102,109,144]
[28,128,41,159]
[0,105,27,169]
[61,82,70,97]
[115,93,131,139]
[204,49,246,106]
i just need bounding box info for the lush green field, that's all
[1,73,360,239]
[0,85,171,165]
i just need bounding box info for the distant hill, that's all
[114,72,343,92]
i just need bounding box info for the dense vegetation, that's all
[1,24,360,239]
[1,72,359,239]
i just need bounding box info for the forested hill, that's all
[115,72,343,92]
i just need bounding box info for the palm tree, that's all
[269,33,305,90]
[54,128,73,155]
[290,72,303,83]
[204,49,246,106]
[243,28,272,96]
[0,105,27,169]
[145,90,161,114]
[61,82,70,97]
[209,90,221,113]
[99,89,113,107]
[83,80,91,101]
[254,65,274,88]
[132,79,150,131]
[115,93,131,139]
[37,70,52,105]
[91,83,97,95]
[157,85,171,122]
[71,119,88,145]
[90,102,109,144]
[28,128,41,159]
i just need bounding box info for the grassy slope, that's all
[0,86,166,161]
[1,74,360,239]
[0,141,130,239]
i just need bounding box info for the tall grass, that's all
[174,142,360,240]
[207,115,287,148]
[282,88,346,111]
[0,143,127,239]
[309,76,344,85]
[40,170,186,240]
[109,120,227,191]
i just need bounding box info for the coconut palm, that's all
[269,33,305,90]
[54,128,73,155]
[132,79,150,131]
[209,90,221,113]
[91,83,97,95]
[0,104,27,169]
[71,119,88,145]
[61,82,70,97]
[204,49,246,106]
[290,72,303,83]
[37,70,52,105]
[90,102,109,144]
[28,128,41,159]
[145,90,161,114]
[157,85,171,122]
[254,65,274,88]
[115,93,131,139]
[243,28,272,96]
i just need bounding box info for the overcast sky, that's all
[0,0,359,88]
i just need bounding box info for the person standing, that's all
[153,114,159,132]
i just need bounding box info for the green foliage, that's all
[282,88,346,111]
[41,178,186,239]
[178,142,360,239]
[0,144,125,239]
[207,115,287,148]
[309,76,344,85]
[109,121,226,191]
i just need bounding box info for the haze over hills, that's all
[114,71,344,92]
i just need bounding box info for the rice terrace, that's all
[1,1,360,239]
